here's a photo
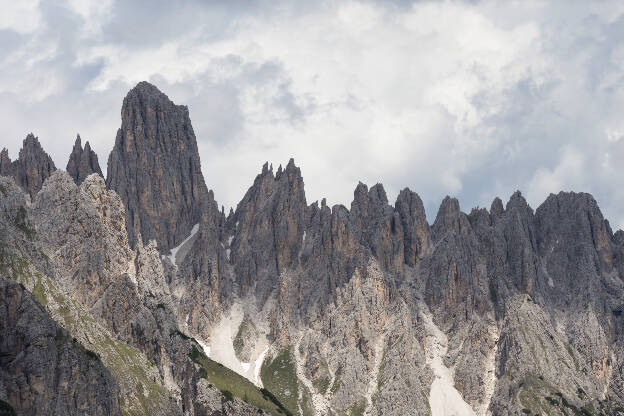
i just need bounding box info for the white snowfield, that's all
[194,298,272,388]
[168,223,199,268]
[421,307,476,416]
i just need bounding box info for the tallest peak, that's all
[132,80,161,92]
[107,81,209,252]
[122,81,186,117]
[127,81,169,100]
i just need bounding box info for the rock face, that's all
[0,276,121,416]
[106,81,210,252]
[66,135,103,184]
[0,134,56,198]
[227,160,307,301]
[5,82,624,416]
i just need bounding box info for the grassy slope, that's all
[261,346,300,415]
[189,345,290,415]
[0,241,171,416]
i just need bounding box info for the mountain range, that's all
[1,81,624,416]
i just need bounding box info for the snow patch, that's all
[203,303,245,373]
[227,235,234,246]
[302,231,306,243]
[479,324,499,416]
[168,223,199,268]
[226,248,231,260]
[126,255,137,285]
[254,346,269,387]
[199,298,273,387]
[197,338,211,357]
[421,307,476,416]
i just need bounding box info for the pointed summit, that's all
[66,134,103,185]
[106,82,210,251]
[227,158,306,298]
[0,148,12,177]
[0,134,56,197]
[432,196,471,241]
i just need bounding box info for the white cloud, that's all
[3,0,624,227]
[0,0,42,34]
[526,148,585,207]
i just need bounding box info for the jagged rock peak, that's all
[350,182,393,220]
[227,157,306,298]
[535,191,611,255]
[506,190,533,213]
[370,183,389,204]
[432,195,471,241]
[351,182,390,211]
[0,147,12,176]
[0,133,56,198]
[106,81,210,252]
[66,134,103,185]
[490,196,504,217]
[395,188,430,266]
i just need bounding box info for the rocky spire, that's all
[66,134,103,185]
[350,182,405,273]
[0,134,56,198]
[227,158,307,299]
[432,196,471,242]
[106,81,210,251]
[0,148,13,177]
[395,188,430,266]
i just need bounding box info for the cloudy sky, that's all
[2,1,624,228]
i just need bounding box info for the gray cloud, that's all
[1,0,624,229]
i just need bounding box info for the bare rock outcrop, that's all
[106,81,210,252]
[66,135,103,185]
[0,276,121,416]
[0,134,56,198]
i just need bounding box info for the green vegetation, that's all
[221,390,234,402]
[330,374,342,394]
[346,399,366,416]
[0,242,31,283]
[32,274,47,306]
[13,206,36,240]
[99,336,168,416]
[514,373,622,416]
[300,385,316,416]
[0,399,16,416]
[313,375,330,395]
[260,346,299,415]
[311,358,331,394]
[260,388,293,415]
[189,345,288,415]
